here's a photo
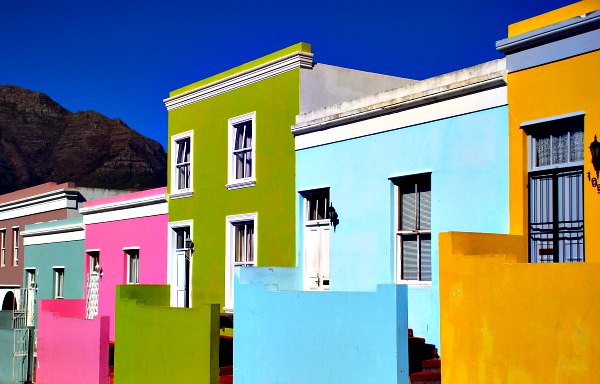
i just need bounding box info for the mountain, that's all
[0,85,167,195]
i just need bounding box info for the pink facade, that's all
[36,299,109,384]
[82,187,168,341]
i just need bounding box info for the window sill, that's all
[170,190,193,199]
[226,179,256,190]
[397,280,432,287]
[223,306,234,313]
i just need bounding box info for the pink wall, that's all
[84,189,168,341]
[37,299,109,384]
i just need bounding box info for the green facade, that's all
[168,44,306,307]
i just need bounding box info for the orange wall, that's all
[508,50,600,262]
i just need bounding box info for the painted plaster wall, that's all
[235,268,408,384]
[439,231,600,383]
[36,299,109,384]
[0,311,16,384]
[115,285,219,384]
[507,49,600,264]
[85,212,167,341]
[296,106,510,348]
[168,62,299,308]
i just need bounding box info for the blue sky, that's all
[1,0,576,150]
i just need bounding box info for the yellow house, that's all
[440,1,600,382]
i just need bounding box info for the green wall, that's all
[115,285,219,383]
[168,46,302,307]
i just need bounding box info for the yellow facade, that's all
[440,2,600,382]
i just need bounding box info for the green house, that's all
[163,42,414,311]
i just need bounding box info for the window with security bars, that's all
[175,137,191,190]
[527,115,584,263]
[306,189,330,221]
[395,174,431,281]
[233,120,253,180]
[233,221,254,268]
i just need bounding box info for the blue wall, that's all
[295,106,510,349]
[235,268,408,384]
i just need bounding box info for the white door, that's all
[304,222,330,290]
[171,225,191,308]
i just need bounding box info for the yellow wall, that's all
[440,232,600,384]
[508,50,600,262]
[508,0,600,37]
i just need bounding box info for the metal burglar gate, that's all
[12,289,30,384]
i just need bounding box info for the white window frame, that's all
[168,220,193,308]
[0,228,5,267]
[226,112,256,190]
[25,268,36,288]
[87,250,100,275]
[53,267,65,299]
[12,227,19,267]
[224,213,257,311]
[394,174,432,285]
[170,130,193,198]
[125,248,140,284]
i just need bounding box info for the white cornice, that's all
[0,189,79,212]
[0,189,80,221]
[163,51,314,111]
[21,223,84,238]
[292,60,506,137]
[80,194,167,215]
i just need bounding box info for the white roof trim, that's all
[21,223,84,238]
[163,51,314,110]
[80,194,167,215]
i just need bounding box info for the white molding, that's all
[123,246,141,251]
[295,86,507,150]
[225,212,258,311]
[80,194,167,214]
[21,223,83,238]
[82,201,167,225]
[170,130,194,197]
[520,111,585,129]
[227,112,257,189]
[0,189,80,221]
[23,228,85,245]
[164,51,313,110]
[52,266,65,269]
[86,249,100,253]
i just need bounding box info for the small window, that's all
[227,112,256,189]
[0,229,5,267]
[170,131,193,197]
[26,269,36,289]
[53,268,65,299]
[394,174,431,282]
[126,249,139,284]
[13,228,19,267]
[88,251,100,275]
[225,213,257,310]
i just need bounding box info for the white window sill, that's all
[223,306,234,313]
[170,190,193,199]
[397,280,432,287]
[226,179,256,190]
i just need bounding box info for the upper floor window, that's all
[227,112,256,190]
[170,131,193,198]
[526,114,584,263]
[125,249,140,284]
[53,267,65,299]
[87,250,100,275]
[0,229,5,267]
[394,174,431,282]
[12,227,19,267]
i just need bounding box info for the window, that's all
[306,190,330,221]
[395,174,431,282]
[1,229,5,267]
[227,112,256,189]
[170,131,193,197]
[225,213,257,310]
[53,268,65,299]
[12,227,19,267]
[125,249,139,284]
[527,114,584,263]
[88,251,100,275]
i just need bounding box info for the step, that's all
[422,358,441,372]
[409,370,441,383]
[219,375,233,384]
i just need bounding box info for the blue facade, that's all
[295,106,510,348]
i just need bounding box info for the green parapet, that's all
[115,285,220,384]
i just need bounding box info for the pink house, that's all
[80,187,168,342]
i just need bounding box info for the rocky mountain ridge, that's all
[0,85,166,195]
